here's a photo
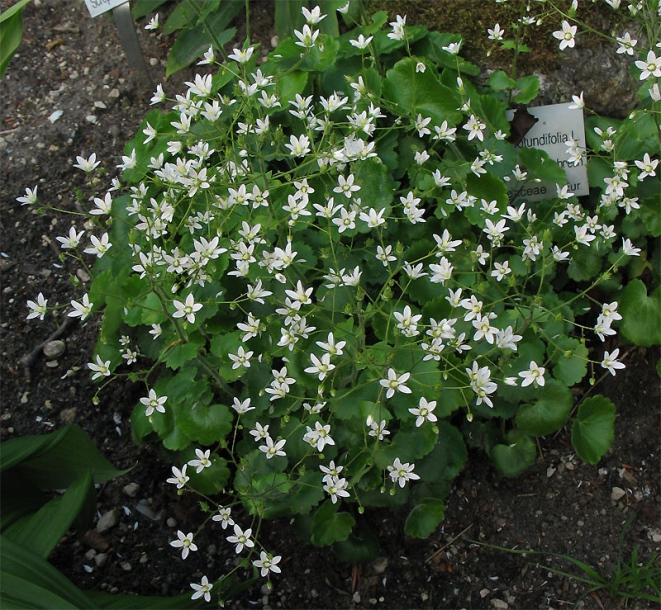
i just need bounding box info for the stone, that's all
[43,340,65,358]
[96,509,118,533]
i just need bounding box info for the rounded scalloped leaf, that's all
[490,430,536,478]
[619,280,661,347]
[404,499,446,539]
[176,403,233,446]
[333,528,380,564]
[549,337,589,386]
[515,380,573,436]
[310,501,355,547]
[571,395,615,464]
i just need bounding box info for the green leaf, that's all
[490,429,536,477]
[0,0,31,77]
[310,501,355,547]
[176,403,233,446]
[549,337,589,386]
[567,247,603,282]
[383,57,461,126]
[131,0,169,20]
[186,456,230,496]
[517,147,566,184]
[333,528,380,564]
[515,380,573,436]
[162,338,203,370]
[4,470,94,559]
[513,75,540,104]
[619,280,661,346]
[0,425,126,489]
[571,395,616,464]
[404,499,445,539]
[0,535,95,609]
[166,25,237,77]
[488,70,516,92]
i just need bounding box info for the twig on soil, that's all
[20,315,73,381]
[425,523,473,564]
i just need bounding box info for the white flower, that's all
[226,524,254,553]
[198,46,215,65]
[232,397,254,414]
[323,475,350,503]
[166,464,189,489]
[634,153,658,180]
[73,153,100,173]
[387,458,420,488]
[190,575,212,602]
[349,34,373,49]
[635,50,661,80]
[519,361,546,387]
[144,13,159,30]
[294,24,319,48]
[17,186,38,205]
[387,15,407,41]
[56,226,84,249]
[186,448,212,473]
[228,46,254,64]
[569,92,584,109]
[88,355,111,381]
[553,20,577,51]
[304,352,335,381]
[302,5,326,24]
[615,32,637,55]
[259,437,287,459]
[150,83,166,105]
[83,233,112,258]
[285,134,311,157]
[379,368,412,399]
[601,348,626,376]
[170,531,197,559]
[69,294,94,320]
[212,506,234,529]
[172,294,203,324]
[140,389,167,417]
[26,293,48,320]
[621,238,641,257]
[487,23,505,41]
[228,346,253,370]
[253,551,282,577]
[408,397,438,427]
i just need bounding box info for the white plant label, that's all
[506,102,589,202]
[84,0,127,18]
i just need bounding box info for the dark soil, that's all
[1,1,659,609]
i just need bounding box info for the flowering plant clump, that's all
[20,0,659,601]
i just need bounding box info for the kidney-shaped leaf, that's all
[571,395,615,464]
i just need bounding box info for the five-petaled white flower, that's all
[188,448,212,473]
[166,464,189,489]
[601,348,626,376]
[88,355,111,381]
[73,153,100,173]
[635,50,661,80]
[253,551,282,577]
[226,524,254,553]
[69,293,94,320]
[170,530,198,559]
[379,368,412,399]
[172,294,203,324]
[519,361,546,387]
[259,437,287,459]
[190,575,212,602]
[387,457,420,488]
[140,389,167,417]
[17,186,38,205]
[409,397,438,427]
[553,20,577,51]
[634,153,658,180]
[26,293,48,320]
[144,13,159,30]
